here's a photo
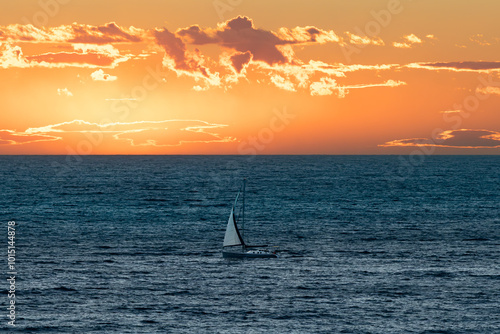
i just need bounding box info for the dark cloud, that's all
[96,22,142,42]
[230,51,252,73]
[173,16,340,72]
[154,28,190,70]
[70,22,143,44]
[437,129,500,147]
[216,16,288,65]
[381,129,500,148]
[176,16,290,67]
[154,28,214,79]
[176,25,218,44]
[423,61,500,70]
[305,27,321,42]
[177,16,288,66]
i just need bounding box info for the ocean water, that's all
[0,155,499,333]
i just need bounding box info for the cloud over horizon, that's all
[0,130,61,145]
[2,119,235,148]
[380,129,500,149]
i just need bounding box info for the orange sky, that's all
[1,0,499,154]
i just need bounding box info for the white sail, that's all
[223,208,244,247]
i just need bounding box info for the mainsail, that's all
[223,184,245,247]
[223,208,245,247]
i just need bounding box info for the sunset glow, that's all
[1,0,499,154]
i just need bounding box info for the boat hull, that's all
[222,251,277,259]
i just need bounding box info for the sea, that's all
[0,155,498,333]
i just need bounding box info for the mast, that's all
[242,179,246,245]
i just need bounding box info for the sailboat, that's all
[222,179,278,259]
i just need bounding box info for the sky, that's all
[0,0,499,154]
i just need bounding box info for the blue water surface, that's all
[0,155,498,333]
